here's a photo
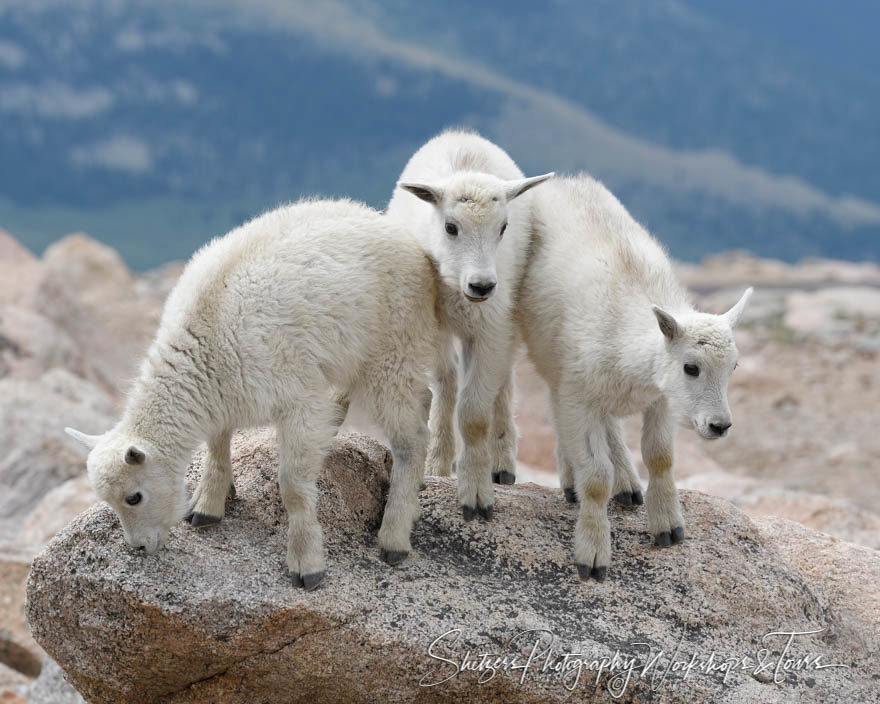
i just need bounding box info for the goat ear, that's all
[398,182,443,205]
[64,427,102,450]
[505,172,554,201]
[124,446,146,466]
[723,287,754,329]
[652,305,680,341]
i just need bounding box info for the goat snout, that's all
[708,421,732,437]
[465,279,497,301]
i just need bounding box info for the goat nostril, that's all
[136,545,146,552]
[468,281,496,297]
[709,422,731,436]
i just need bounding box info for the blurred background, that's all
[1,3,879,700]
[1,0,879,268]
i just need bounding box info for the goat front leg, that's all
[550,394,577,503]
[277,401,337,590]
[375,382,429,566]
[607,417,643,508]
[185,429,235,527]
[490,366,518,486]
[425,334,457,478]
[566,414,614,582]
[456,337,506,521]
[642,399,684,547]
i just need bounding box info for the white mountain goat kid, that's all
[386,129,552,520]
[65,199,442,590]
[518,174,752,582]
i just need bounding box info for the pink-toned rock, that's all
[0,369,115,542]
[41,234,136,308]
[677,251,880,290]
[0,661,31,703]
[17,474,97,547]
[785,287,880,336]
[680,471,880,550]
[0,543,42,680]
[0,304,84,380]
[32,236,161,395]
[26,658,85,704]
[756,517,880,661]
[0,229,43,307]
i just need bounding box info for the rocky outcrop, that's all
[26,431,880,703]
[681,471,880,550]
[24,659,85,704]
[0,369,115,543]
[0,661,31,703]
[0,544,41,680]
[0,232,169,395]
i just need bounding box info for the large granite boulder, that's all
[25,430,879,703]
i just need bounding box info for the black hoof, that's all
[632,490,644,506]
[183,511,193,524]
[591,565,608,582]
[227,483,236,499]
[477,504,494,520]
[564,487,578,504]
[380,549,409,566]
[419,482,427,491]
[189,512,222,528]
[655,531,672,547]
[494,470,515,485]
[671,526,685,544]
[614,491,633,507]
[289,571,304,588]
[576,563,591,581]
[462,505,476,521]
[302,571,326,591]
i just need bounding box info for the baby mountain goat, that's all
[518,175,752,582]
[66,199,442,590]
[387,130,552,520]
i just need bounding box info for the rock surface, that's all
[0,369,115,543]
[681,472,880,550]
[26,432,880,703]
[0,545,41,680]
[25,659,85,704]
[16,476,97,549]
[0,661,31,703]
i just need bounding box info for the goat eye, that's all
[684,364,700,377]
[445,222,458,236]
[125,492,142,506]
[500,222,507,237]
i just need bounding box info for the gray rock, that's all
[30,234,165,395]
[25,431,879,703]
[17,474,97,547]
[0,304,85,381]
[0,229,42,308]
[0,369,115,542]
[27,658,86,704]
[0,660,31,702]
[0,543,42,680]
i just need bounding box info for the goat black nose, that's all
[136,545,146,551]
[709,422,731,436]
[468,281,496,298]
